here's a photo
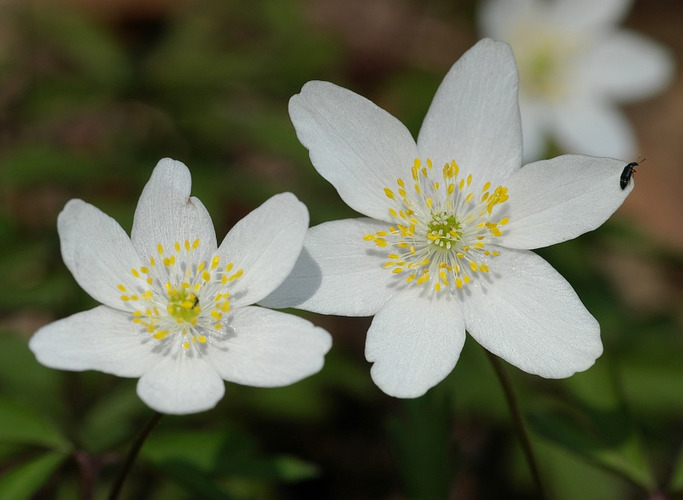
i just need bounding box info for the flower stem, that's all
[108,411,163,500]
[486,351,548,499]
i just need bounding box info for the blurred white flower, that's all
[30,159,332,414]
[263,39,634,398]
[479,0,674,160]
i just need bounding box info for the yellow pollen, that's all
[228,269,243,281]
[364,157,510,293]
[123,239,243,351]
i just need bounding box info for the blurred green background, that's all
[0,0,682,498]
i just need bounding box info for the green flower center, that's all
[427,212,462,250]
[364,158,510,293]
[118,238,243,351]
[167,287,201,325]
[525,47,559,98]
[512,29,579,103]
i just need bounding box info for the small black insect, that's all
[620,161,639,190]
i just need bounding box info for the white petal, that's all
[501,154,633,249]
[217,193,309,307]
[478,0,536,39]
[551,100,636,161]
[519,99,551,162]
[29,306,158,377]
[463,249,602,378]
[365,288,466,398]
[209,306,331,387]
[59,199,144,309]
[260,218,396,316]
[137,354,225,414]
[289,81,419,220]
[131,158,217,264]
[417,38,522,185]
[578,31,675,102]
[551,0,631,31]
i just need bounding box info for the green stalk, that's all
[108,411,163,500]
[486,351,548,499]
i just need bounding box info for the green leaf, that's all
[146,460,235,500]
[666,448,683,493]
[214,452,318,483]
[79,380,145,454]
[618,338,683,417]
[388,388,454,499]
[31,6,128,88]
[0,451,67,500]
[532,440,624,500]
[144,427,317,481]
[264,456,318,482]
[0,147,100,187]
[447,338,509,419]
[141,428,317,498]
[142,429,236,473]
[0,333,64,417]
[0,396,69,450]
[528,398,654,491]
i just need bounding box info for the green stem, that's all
[486,351,548,499]
[108,411,163,500]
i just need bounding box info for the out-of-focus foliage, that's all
[1,0,682,498]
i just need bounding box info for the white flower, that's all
[479,0,674,160]
[262,39,634,398]
[29,159,332,415]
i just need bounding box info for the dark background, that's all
[0,0,681,498]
